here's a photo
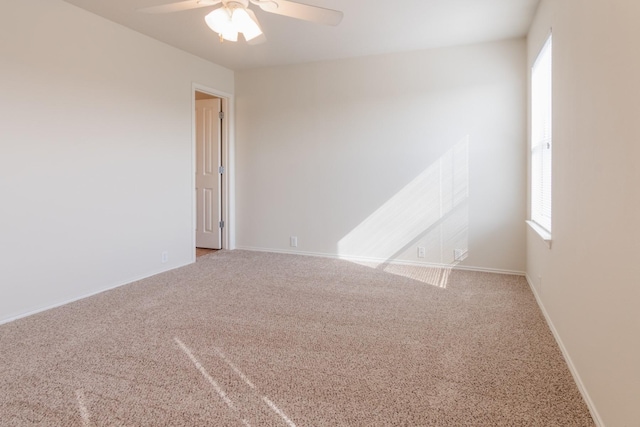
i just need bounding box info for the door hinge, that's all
[218,166,225,174]
[219,220,225,229]
[219,111,225,119]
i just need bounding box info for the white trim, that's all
[235,246,525,276]
[0,262,192,326]
[191,83,236,259]
[526,220,552,248]
[524,274,604,427]
[530,34,553,236]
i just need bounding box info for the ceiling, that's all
[62,0,540,71]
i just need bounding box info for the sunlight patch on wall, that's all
[338,136,469,287]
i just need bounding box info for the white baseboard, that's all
[524,274,604,427]
[235,246,525,276]
[0,261,193,326]
[1,246,524,326]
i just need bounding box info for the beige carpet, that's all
[0,250,593,426]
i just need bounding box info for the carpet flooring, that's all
[0,250,594,426]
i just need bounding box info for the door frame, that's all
[191,83,235,258]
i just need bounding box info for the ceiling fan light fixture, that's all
[232,8,263,41]
[205,7,238,42]
[140,0,344,45]
[220,29,239,42]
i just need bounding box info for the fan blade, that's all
[137,0,221,14]
[248,33,267,45]
[254,0,343,26]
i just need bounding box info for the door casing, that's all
[192,83,234,259]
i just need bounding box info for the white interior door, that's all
[195,98,222,249]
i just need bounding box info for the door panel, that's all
[195,98,221,249]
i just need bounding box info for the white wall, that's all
[235,39,526,273]
[527,1,640,425]
[0,0,234,323]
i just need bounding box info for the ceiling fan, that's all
[138,0,343,43]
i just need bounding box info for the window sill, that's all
[527,220,552,249]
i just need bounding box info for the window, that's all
[531,35,552,235]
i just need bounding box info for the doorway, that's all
[194,88,229,254]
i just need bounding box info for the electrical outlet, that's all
[161,251,168,263]
[290,236,298,247]
[417,247,425,258]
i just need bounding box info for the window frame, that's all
[529,34,553,244]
